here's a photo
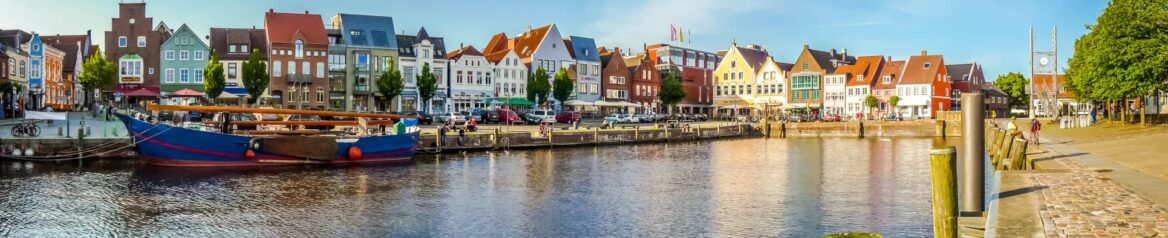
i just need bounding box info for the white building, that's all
[486,48,527,104]
[823,73,847,116]
[751,57,788,107]
[447,45,494,112]
[395,27,447,113]
[842,56,885,118]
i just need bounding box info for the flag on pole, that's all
[678,27,684,43]
[670,25,677,42]
[687,29,692,44]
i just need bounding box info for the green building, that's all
[159,23,209,101]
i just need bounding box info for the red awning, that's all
[124,87,160,97]
[169,89,204,97]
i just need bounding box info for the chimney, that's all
[305,10,310,14]
[268,8,274,14]
[921,50,927,56]
[528,25,532,32]
[803,44,809,50]
[830,48,836,57]
[887,56,892,61]
[841,48,847,59]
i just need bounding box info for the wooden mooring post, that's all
[930,146,958,238]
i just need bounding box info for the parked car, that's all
[604,114,629,123]
[524,110,555,123]
[692,113,708,121]
[496,109,522,124]
[787,114,807,122]
[821,114,842,122]
[555,111,582,124]
[652,113,669,122]
[398,111,433,125]
[438,112,468,124]
[156,111,175,122]
[284,114,330,131]
[480,110,501,123]
[671,113,690,121]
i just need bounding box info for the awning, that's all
[124,87,160,97]
[224,87,249,96]
[718,105,762,110]
[216,93,240,99]
[563,99,592,106]
[169,89,204,97]
[486,97,534,106]
[594,100,639,107]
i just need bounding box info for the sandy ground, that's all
[1035,120,1168,181]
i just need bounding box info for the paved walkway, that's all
[0,112,128,139]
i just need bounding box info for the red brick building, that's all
[598,47,631,113]
[105,2,167,94]
[946,62,985,109]
[624,51,659,113]
[264,10,329,110]
[645,43,718,114]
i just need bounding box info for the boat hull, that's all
[115,113,419,167]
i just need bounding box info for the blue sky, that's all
[1,0,1105,80]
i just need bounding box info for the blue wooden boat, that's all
[115,105,419,167]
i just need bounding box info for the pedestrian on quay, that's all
[1091,105,1098,125]
[1007,116,1022,137]
[437,124,447,147]
[1029,118,1041,146]
[457,127,465,146]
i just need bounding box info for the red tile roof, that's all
[482,32,510,55]
[263,10,328,45]
[1034,74,1073,98]
[873,60,904,90]
[447,45,482,59]
[844,55,884,87]
[899,53,944,85]
[511,24,552,60]
[484,48,511,64]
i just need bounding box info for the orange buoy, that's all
[348,146,362,160]
[245,149,256,160]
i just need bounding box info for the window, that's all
[165,50,175,60]
[229,45,237,53]
[273,61,282,75]
[118,36,127,47]
[194,51,204,60]
[29,60,41,79]
[164,69,175,83]
[137,36,146,47]
[241,45,249,53]
[485,72,491,85]
[294,40,304,58]
[271,50,278,56]
[316,62,324,78]
[316,88,324,103]
[924,63,931,69]
[228,63,237,79]
[302,62,309,75]
[179,69,189,83]
[195,69,204,83]
[803,62,809,70]
[288,62,296,76]
[883,76,891,84]
[179,50,189,60]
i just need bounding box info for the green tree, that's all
[551,68,574,108]
[526,66,551,107]
[864,95,879,118]
[416,62,439,113]
[376,58,404,112]
[78,48,116,107]
[202,49,226,101]
[993,72,1030,111]
[889,95,901,116]
[241,49,269,106]
[658,71,686,114]
[1066,0,1168,126]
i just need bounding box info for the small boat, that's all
[115,105,420,167]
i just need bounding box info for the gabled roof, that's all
[482,32,510,55]
[565,36,600,62]
[735,45,770,70]
[946,63,974,82]
[982,84,1008,97]
[162,24,209,48]
[873,60,904,90]
[40,34,93,73]
[900,53,945,85]
[0,29,33,50]
[264,10,329,45]
[623,54,644,70]
[1034,74,1073,98]
[209,27,269,61]
[446,45,482,60]
[483,48,513,64]
[396,27,446,58]
[844,55,884,87]
[511,24,552,59]
[776,62,794,72]
[807,48,856,74]
[335,14,397,49]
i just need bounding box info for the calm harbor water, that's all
[0,138,951,237]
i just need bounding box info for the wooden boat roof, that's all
[146,104,411,119]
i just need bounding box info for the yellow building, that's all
[713,42,775,117]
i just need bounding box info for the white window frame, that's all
[194,50,204,60]
[118,36,127,47]
[164,68,175,83]
[194,69,204,83]
[273,61,282,75]
[165,50,175,60]
[137,36,146,47]
[179,50,189,60]
[179,69,190,83]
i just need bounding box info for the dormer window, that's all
[294,40,304,58]
[882,75,891,84]
[923,63,931,69]
[858,75,865,81]
[803,62,809,70]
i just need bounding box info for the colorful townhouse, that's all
[872,58,903,117]
[945,62,985,110]
[329,14,400,112]
[842,55,885,118]
[265,9,330,110]
[208,27,269,99]
[788,45,855,116]
[41,32,95,110]
[483,24,574,109]
[26,33,66,109]
[564,36,601,106]
[159,24,209,104]
[712,42,770,117]
[625,51,660,113]
[0,30,31,116]
[598,47,633,114]
[395,27,447,113]
[896,51,950,118]
[753,56,791,109]
[106,2,167,98]
[646,43,720,115]
[484,47,527,106]
[447,45,494,112]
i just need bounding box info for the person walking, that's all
[1029,118,1041,146]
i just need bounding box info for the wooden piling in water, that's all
[930,146,958,238]
[858,121,865,139]
[1009,138,1029,170]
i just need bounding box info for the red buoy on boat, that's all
[348,146,362,160]
[245,149,256,160]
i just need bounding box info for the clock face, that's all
[1039,57,1049,66]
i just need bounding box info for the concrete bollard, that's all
[961,93,985,215]
[780,122,787,138]
[929,146,958,238]
[936,120,947,138]
[58,127,64,137]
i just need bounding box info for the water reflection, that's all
[1,138,942,237]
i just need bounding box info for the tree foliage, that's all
[864,95,879,112]
[658,71,686,111]
[416,63,439,113]
[994,72,1031,110]
[376,58,405,111]
[241,49,269,105]
[1066,0,1168,103]
[203,49,226,100]
[889,95,901,114]
[526,66,551,106]
[552,68,575,105]
[78,48,116,104]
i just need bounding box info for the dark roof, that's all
[776,62,794,72]
[982,84,1008,96]
[0,30,32,52]
[209,27,269,61]
[446,45,482,60]
[336,14,397,49]
[264,10,328,45]
[396,27,445,58]
[808,48,856,74]
[565,36,600,62]
[735,45,769,70]
[40,34,91,73]
[946,63,974,81]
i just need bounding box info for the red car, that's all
[820,114,842,122]
[555,111,582,124]
[497,109,522,124]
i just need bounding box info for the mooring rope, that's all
[0,122,175,161]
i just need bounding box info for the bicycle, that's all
[11,120,41,137]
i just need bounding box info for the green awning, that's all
[487,97,534,106]
[119,53,142,60]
